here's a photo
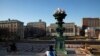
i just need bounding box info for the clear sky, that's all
[0,0,100,26]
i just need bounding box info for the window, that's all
[65,28,73,33]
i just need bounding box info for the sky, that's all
[0,0,100,26]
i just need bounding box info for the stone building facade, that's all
[0,19,24,40]
[25,19,46,38]
[48,23,77,36]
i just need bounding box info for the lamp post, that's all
[53,8,67,56]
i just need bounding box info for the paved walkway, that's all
[0,43,96,56]
[0,43,53,56]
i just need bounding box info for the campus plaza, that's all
[0,40,100,56]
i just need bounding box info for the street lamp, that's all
[53,8,67,56]
[53,8,66,23]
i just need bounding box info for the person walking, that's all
[10,42,17,52]
[45,45,56,56]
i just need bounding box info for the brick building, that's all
[83,18,100,27]
[83,18,100,38]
